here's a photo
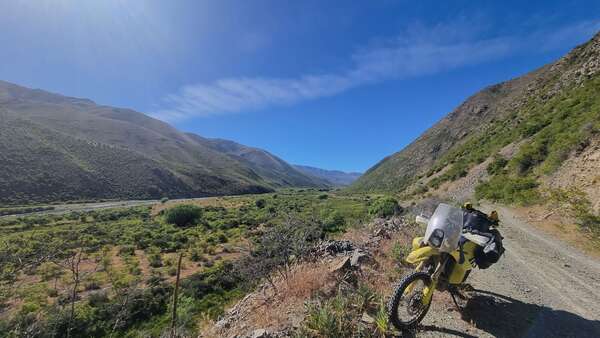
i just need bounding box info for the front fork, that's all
[411,254,449,306]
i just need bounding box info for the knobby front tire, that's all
[387,271,433,330]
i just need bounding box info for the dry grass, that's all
[251,262,338,328]
[204,261,337,337]
[362,231,415,296]
[274,262,336,300]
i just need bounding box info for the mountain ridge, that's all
[293,165,361,186]
[0,80,326,204]
[350,31,600,198]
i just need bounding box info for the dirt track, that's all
[413,204,600,337]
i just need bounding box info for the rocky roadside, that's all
[201,206,600,338]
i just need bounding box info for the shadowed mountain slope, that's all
[0,81,325,204]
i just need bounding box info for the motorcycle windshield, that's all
[424,203,464,253]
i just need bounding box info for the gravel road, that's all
[412,204,600,337]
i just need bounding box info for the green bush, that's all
[167,266,177,276]
[255,199,266,209]
[299,288,389,337]
[368,197,401,218]
[83,279,101,291]
[164,204,202,227]
[148,252,163,268]
[303,295,354,337]
[428,162,469,189]
[475,175,540,205]
[487,155,508,175]
[512,141,548,175]
[323,211,345,233]
[118,245,136,256]
[547,188,600,236]
[391,242,410,262]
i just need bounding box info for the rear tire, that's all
[388,272,433,330]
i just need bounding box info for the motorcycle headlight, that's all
[429,229,444,248]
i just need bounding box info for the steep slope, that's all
[195,137,330,188]
[293,165,362,186]
[0,81,323,204]
[351,31,600,197]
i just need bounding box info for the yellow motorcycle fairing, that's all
[406,246,438,265]
[403,236,478,304]
[406,237,438,265]
[447,240,477,284]
[411,236,423,251]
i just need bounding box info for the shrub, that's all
[167,266,177,276]
[547,188,600,235]
[237,216,324,288]
[368,197,401,218]
[475,175,540,205]
[300,290,388,337]
[83,279,101,291]
[413,184,428,195]
[513,141,548,175]
[181,262,245,318]
[255,199,266,209]
[391,242,410,263]
[318,194,329,200]
[428,162,469,188]
[164,204,202,227]
[487,155,508,175]
[323,211,345,233]
[87,291,109,307]
[118,245,136,256]
[304,295,353,337]
[148,252,163,268]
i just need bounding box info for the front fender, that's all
[406,246,438,265]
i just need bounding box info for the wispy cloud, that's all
[152,20,600,121]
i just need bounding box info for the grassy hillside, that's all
[351,31,600,198]
[0,81,325,204]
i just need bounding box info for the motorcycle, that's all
[387,203,504,330]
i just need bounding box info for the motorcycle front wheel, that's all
[387,271,433,330]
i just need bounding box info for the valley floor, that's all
[0,197,214,218]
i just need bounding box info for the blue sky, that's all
[2,1,600,172]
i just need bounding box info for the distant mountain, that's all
[293,165,361,186]
[351,31,600,200]
[0,81,325,204]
